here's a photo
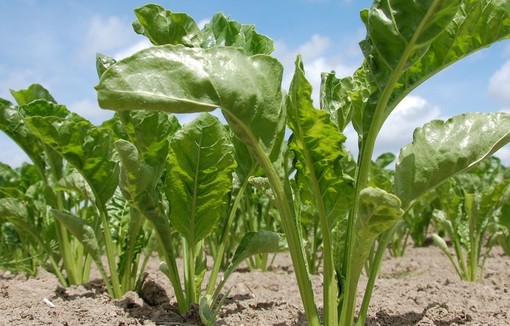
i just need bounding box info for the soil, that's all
[0,245,509,326]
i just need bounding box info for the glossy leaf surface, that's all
[395,112,510,208]
[96,45,285,162]
[24,109,119,207]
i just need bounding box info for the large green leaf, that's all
[132,4,273,55]
[23,109,119,207]
[395,112,510,208]
[166,113,236,243]
[362,0,460,85]
[287,56,354,229]
[96,45,285,163]
[357,0,510,138]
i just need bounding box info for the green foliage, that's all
[431,157,510,281]
[95,1,510,325]
[2,2,510,326]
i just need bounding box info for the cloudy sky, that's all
[1,0,510,167]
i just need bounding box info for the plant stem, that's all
[260,157,320,326]
[46,153,79,285]
[356,227,395,326]
[205,169,252,297]
[98,206,122,298]
[222,110,319,325]
[184,238,197,304]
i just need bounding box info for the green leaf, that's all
[10,84,56,105]
[0,101,47,171]
[362,0,460,82]
[201,12,274,55]
[357,187,404,244]
[199,296,216,325]
[287,56,354,229]
[132,4,273,55]
[348,186,403,295]
[115,137,186,309]
[321,66,374,133]
[24,110,119,207]
[359,0,510,134]
[133,4,202,47]
[230,230,287,267]
[395,112,510,208]
[96,53,117,78]
[117,110,180,178]
[115,139,155,203]
[0,198,35,237]
[96,45,285,163]
[166,113,236,243]
[373,152,396,169]
[55,170,94,200]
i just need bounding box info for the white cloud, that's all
[197,18,210,30]
[0,136,31,167]
[339,95,443,163]
[0,67,47,100]
[298,34,331,62]
[494,146,510,166]
[113,39,152,60]
[488,59,510,104]
[375,95,442,157]
[273,34,357,104]
[69,98,113,125]
[80,15,137,61]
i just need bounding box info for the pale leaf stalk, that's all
[356,225,396,326]
[46,147,79,285]
[223,112,320,326]
[205,167,253,297]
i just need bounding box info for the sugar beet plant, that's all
[95,1,510,325]
[0,84,159,298]
[431,157,510,281]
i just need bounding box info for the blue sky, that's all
[1,0,510,166]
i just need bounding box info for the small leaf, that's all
[199,295,215,325]
[131,4,274,55]
[115,139,154,202]
[201,12,274,55]
[231,230,287,267]
[96,53,117,78]
[357,187,404,240]
[10,84,56,105]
